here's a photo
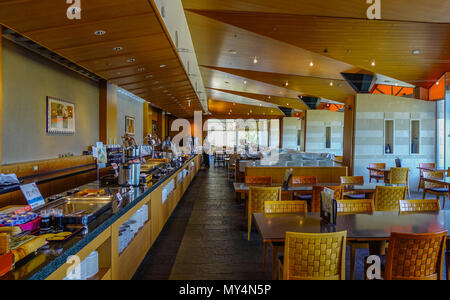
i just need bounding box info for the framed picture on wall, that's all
[46,97,75,134]
[125,116,135,135]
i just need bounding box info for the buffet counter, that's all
[0,154,201,280]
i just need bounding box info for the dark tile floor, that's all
[133,166,447,280]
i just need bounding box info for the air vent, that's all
[2,27,101,82]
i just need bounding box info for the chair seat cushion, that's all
[345,194,366,200]
[429,188,450,193]
[295,194,312,201]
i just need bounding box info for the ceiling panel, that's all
[182,0,450,23]
[0,0,203,117]
[189,10,450,88]
[208,99,284,117]
[203,65,354,102]
[209,88,309,110]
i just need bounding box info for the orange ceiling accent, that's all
[429,75,446,101]
[317,103,344,112]
[370,84,414,98]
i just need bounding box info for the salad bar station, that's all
[0,153,201,280]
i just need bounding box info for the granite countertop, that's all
[0,155,198,280]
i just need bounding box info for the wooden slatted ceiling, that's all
[0,0,202,117]
[189,10,450,88]
[182,0,450,23]
[208,99,284,117]
[208,88,308,111]
[202,65,354,103]
[200,66,303,100]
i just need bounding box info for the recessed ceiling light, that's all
[412,49,421,55]
[371,59,376,66]
[244,80,247,84]
[284,82,289,87]
[309,61,314,67]
[145,75,153,79]
[94,30,106,36]
[127,58,136,63]
[436,80,440,85]
[160,64,167,68]
[253,56,258,64]
[138,67,145,72]
[330,81,334,86]
[228,50,237,55]
[113,46,123,52]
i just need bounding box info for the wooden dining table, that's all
[254,211,450,279]
[422,176,450,187]
[234,182,382,212]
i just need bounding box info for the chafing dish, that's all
[35,196,115,225]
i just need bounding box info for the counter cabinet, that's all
[45,155,201,280]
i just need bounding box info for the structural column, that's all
[99,80,118,144]
[0,25,3,163]
[343,95,356,175]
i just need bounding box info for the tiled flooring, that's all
[133,166,446,280]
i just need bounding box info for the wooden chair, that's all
[422,171,449,209]
[384,231,447,280]
[263,200,308,279]
[337,199,374,280]
[279,231,347,280]
[245,176,272,186]
[248,186,281,240]
[369,163,386,183]
[227,154,238,181]
[418,163,436,191]
[340,176,366,199]
[291,176,317,201]
[374,186,407,211]
[384,168,410,198]
[399,199,440,213]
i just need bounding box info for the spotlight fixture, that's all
[283,82,289,87]
[94,30,106,36]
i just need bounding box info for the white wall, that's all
[282,117,301,150]
[353,94,436,188]
[2,38,99,164]
[305,110,344,155]
[117,91,144,145]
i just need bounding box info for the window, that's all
[325,127,331,149]
[206,119,276,151]
[411,120,420,154]
[384,120,394,154]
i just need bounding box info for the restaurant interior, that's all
[0,0,449,281]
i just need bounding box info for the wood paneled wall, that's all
[245,166,348,184]
[0,26,3,164]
